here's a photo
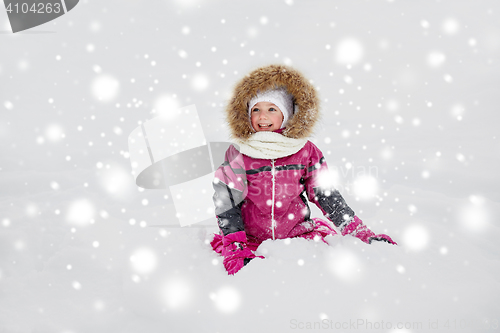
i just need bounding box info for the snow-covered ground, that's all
[1,1,499,332]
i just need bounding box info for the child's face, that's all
[250,102,284,132]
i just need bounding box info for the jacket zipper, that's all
[271,159,276,240]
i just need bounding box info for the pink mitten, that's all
[341,216,397,245]
[221,231,263,275]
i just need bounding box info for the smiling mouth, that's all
[258,124,272,128]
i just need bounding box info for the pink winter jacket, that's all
[213,130,355,242]
[212,64,356,243]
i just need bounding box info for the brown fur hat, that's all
[225,64,320,141]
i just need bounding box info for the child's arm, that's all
[303,143,397,245]
[212,145,262,274]
[213,145,247,235]
[302,143,355,229]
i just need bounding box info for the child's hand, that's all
[221,231,263,275]
[341,216,397,245]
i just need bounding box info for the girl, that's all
[210,64,396,275]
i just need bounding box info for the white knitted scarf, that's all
[233,131,308,159]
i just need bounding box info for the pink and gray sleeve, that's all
[212,145,248,236]
[303,143,355,228]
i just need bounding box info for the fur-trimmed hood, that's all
[225,64,320,141]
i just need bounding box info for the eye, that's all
[269,108,276,111]
[252,108,259,112]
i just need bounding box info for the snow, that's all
[426,51,446,68]
[3,100,13,110]
[442,18,460,35]
[1,0,499,332]
[336,38,365,65]
[191,74,209,91]
[91,75,120,102]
